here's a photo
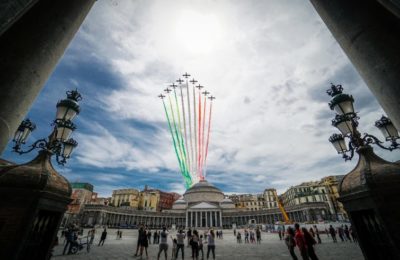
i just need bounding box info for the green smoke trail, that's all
[173,88,190,179]
[162,100,185,178]
[168,95,192,187]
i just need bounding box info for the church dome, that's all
[183,180,224,203]
[221,198,233,203]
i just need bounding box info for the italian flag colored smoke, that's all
[159,74,215,188]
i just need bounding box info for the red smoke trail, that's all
[198,89,202,179]
[204,100,213,178]
[200,94,207,179]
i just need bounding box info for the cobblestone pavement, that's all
[52,229,363,260]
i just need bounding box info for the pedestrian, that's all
[302,228,319,260]
[199,235,204,259]
[309,227,315,238]
[233,228,236,236]
[98,228,107,246]
[89,228,95,245]
[191,230,199,260]
[337,226,345,242]
[313,225,321,244]
[187,228,192,247]
[176,229,186,259]
[62,227,74,255]
[284,227,298,260]
[294,223,308,260]
[154,230,158,244]
[344,225,351,242]
[349,226,358,243]
[220,230,223,239]
[171,238,178,260]
[237,232,242,243]
[244,229,249,243]
[256,227,261,244]
[329,225,337,243]
[278,228,283,240]
[138,227,149,259]
[206,229,216,260]
[157,226,169,260]
[148,229,152,244]
[134,225,144,257]
[116,229,120,240]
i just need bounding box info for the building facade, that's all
[281,181,335,220]
[111,189,140,208]
[320,175,347,220]
[80,180,331,228]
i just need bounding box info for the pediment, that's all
[189,202,218,209]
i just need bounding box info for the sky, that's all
[2,0,399,197]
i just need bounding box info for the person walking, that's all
[171,238,178,260]
[236,232,241,243]
[89,228,96,245]
[256,227,261,244]
[294,223,308,260]
[191,230,200,260]
[206,229,216,260]
[302,228,319,260]
[349,226,358,243]
[313,225,321,244]
[98,228,107,246]
[147,229,152,244]
[62,227,74,255]
[337,226,345,242]
[244,229,249,243]
[199,235,204,259]
[154,230,158,244]
[329,225,337,243]
[134,225,144,257]
[176,229,186,259]
[138,227,149,259]
[187,228,192,247]
[284,227,298,260]
[344,225,351,242]
[157,227,169,260]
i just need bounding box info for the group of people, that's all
[326,224,357,243]
[283,223,357,260]
[133,225,217,260]
[234,227,262,244]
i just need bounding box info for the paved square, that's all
[52,228,363,260]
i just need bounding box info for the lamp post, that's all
[12,89,81,165]
[326,84,400,260]
[0,89,82,259]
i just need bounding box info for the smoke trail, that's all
[173,87,188,171]
[179,84,193,182]
[162,99,191,187]
[186,81,195,181]
[167,94,191,186]
[200,93,207,179]
[193,85,198,178]
[197,87,202,179]
[203,99,213,178]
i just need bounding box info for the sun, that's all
[174,10,223,54]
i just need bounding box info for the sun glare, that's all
[174,10,223,54]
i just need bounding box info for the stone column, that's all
[0,0,96,154]
[219,212,222,228]
[309,0,400,129]
[186,211,188,228]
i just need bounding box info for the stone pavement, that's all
[52,229,363,260]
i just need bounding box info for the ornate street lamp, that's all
[327,84,399,161]
[12,89,81,165]
[326,84,400,259]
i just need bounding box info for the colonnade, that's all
[186,210,222,228]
